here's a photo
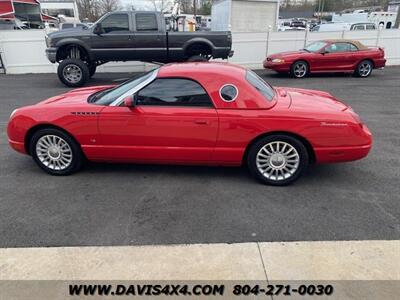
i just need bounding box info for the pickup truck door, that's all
[90,13,133,60]
[131,12,167,62]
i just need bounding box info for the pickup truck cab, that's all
[46,11,233,87]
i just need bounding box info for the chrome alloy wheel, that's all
[256,141,300,181]
[35,135,73,170]
[63,64,82,84]
[293,63,307,78]
[359,62,372,77]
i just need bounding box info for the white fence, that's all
[0,29,399,74]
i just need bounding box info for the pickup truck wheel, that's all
[88,63,96,78]
[187,55,209,62]
[58,58,90,87]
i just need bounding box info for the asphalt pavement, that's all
[0,67,399,248]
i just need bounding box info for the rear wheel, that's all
[30,128,83,175]
[57,58,90,87]
[247,135,309,186]
[290,61,308,78]
[355,60,373,77]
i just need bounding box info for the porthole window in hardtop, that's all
[220,84,238,102]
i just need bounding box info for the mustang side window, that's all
[136,78,213,107]
[101,14,129,33]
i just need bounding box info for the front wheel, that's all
[247,135,309,186]
[355,60,373,78]
[30,128,83,175]
[290,61,308,78]
[57,58,90,87]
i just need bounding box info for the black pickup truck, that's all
[46,11,233,87]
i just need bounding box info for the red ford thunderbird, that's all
[264,39,386,78]
[7,63,372,185]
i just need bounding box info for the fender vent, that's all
[71,112,99,116]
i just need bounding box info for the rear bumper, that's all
[45,48,57,63]
[315,144,372,163]
[374,58,386,69]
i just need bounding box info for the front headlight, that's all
[10,109,18,119]
[272,58,285,63]
[45,35,51,47]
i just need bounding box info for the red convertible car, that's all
[264,39,386,78]
[7,63,372,185]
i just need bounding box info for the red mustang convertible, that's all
[264,39,386,78]
[7,63,372,185]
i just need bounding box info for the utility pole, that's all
[193,0,197,16]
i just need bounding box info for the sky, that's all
[120,0,173,11]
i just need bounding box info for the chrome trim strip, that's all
[110,69,159,107]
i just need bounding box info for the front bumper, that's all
[9,139,26,154]
[263,59,290,72]
[45,48,57,63]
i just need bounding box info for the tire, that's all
[354,60,373,78]
[29,128,83,176]
[187,55,209,62]
[247,135,309,186]
[290,61,308,78]
[88,63,96,78]
[57,58,90,87]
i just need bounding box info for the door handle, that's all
[194,120,208,125]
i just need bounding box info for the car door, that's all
[318,42,354,71]
[131,12,167,62]
[97,78,218,162]
[90,13,133,60]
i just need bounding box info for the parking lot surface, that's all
[0,67,399,248]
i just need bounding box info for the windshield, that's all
[304,41,327,52]
[245,70,275,101]
[90,69,158,105]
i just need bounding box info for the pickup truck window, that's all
[137,78,213,107]
[136,13,158,31]
[101,14,129,33]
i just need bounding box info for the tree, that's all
[99,0,122,15]
[151,0,174,13]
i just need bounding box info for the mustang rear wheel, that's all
[355,60,373,77]
[247,135,309,186]
[30,128,83,175]
[290,61,308,78]
[58,58,90,87]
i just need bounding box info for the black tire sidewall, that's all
[291,61,308,78]
[187,55,209,62]
[356,60,373,77]
[29,128,83,175]
[88,63,96,78]
[247,135,309,186]
[57,58,90,87]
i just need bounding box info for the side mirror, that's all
[93,23,104,35]
[123,95,135,107]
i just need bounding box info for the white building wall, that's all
[211,0,231,31]
[0,29,399,74]
[231,0,278,32]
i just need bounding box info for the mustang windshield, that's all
[304,41,328,52]
[90,69,158,105]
